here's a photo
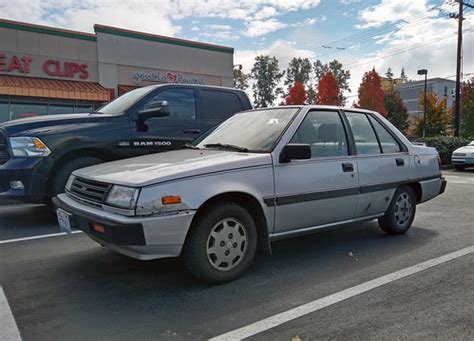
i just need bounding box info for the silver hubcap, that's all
[394,193,412,226]
[206,218,248,271]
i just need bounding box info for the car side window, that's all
[345,112,381,155]
[202,90,244,120]
[290,110,348,157]
[142,88,197,120]
[368,116,402,153]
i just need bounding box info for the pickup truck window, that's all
[345,111,382,155]
[290,110,348,158]
[147,88,197,120]
[197,108,299,152]
[96,87,154,115]
[202,90,243,120]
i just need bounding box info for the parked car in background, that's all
[54,105,446,283]
[451,141,474,171]
[0,84,252,205]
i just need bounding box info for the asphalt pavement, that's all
[0,169,473,340]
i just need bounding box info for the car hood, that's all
[0,113,113,136]
[73,149,272,187]
[454,145,474,153]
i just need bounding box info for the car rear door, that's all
[272,109,359,236]
[343,110,410,218]
[199,88,246,133]
[130,87,203,154]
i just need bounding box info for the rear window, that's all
[202,90,244,120]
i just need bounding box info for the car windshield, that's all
[469,141,474,146]
[197,107,300,152]
[93,87,155,115]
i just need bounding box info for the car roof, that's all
[246,105,379,115]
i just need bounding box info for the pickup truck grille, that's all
[0,132,10,165]
[69,176,112,204]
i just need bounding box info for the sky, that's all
[0,0,473,103]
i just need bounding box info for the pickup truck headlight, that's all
[9,137,51,157]
[65,175,75,192]
[105,185,140,209]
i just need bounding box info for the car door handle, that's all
[342,162,354,172]
[396,158,405,166]
[183,129,201,134]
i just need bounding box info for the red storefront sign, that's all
[0,54,89,80]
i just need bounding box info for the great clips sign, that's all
[0,54,89,80]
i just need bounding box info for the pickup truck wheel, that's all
[49,157,103,200]
[454,165,465,171]
[182,203,257,283]
[378,185,416,235]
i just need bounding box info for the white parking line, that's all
[0,286,21,341]
[210,246,474,341]
[0,230,82,245]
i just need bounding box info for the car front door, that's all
[343,110,410,218]
[272,109,359,236]
[130,87,202,155]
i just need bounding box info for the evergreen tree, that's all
[285,57,312,87]
[250,55,285,108]
[384,91,409,132]
[385,67,394,80]
[233,67,249,90]
[400,67,408,81]
[460,78,474,138]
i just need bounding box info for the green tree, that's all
[251,55,285,108]
[313,59,350,104]
[460,78,474,138]
[384,91,409,132]
[413,92,451,137]
[400,67,408,81]
[285,57,312,87]
[233,67,249,90]
[385,67,394,80]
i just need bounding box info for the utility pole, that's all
[453,0,463,137]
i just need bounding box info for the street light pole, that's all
[417,69,428,137]
[453,0,463,137]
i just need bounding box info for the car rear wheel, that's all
[454,165,465,171]
[182,202,257,283]
[378,185,416,235]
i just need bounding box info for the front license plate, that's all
[57,208,72,234]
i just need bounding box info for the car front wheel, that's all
[182,202,257,283]
[378,185,416,235]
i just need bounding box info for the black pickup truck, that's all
[0,84,252,204]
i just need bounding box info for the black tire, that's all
[48,157,103,200]
[378,185,416,235]
[455,165,465,171]
[182,202,257,284]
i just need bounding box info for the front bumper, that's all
[0,157,48,203]
[451,157,474,166]
[53,193,196,260]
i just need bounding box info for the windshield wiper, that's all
[182,143,200,150]
[203,143,249,152]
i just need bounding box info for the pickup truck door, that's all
[272,109,359,236]
[343,111,410,218]
[130,87,202,155]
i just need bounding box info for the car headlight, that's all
[105,185,140,209]
[65,175,75,192]
[9,137,51,157]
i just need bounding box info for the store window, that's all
[0,102,9,123]
[49,105,74,115]
[10,103,48,120]
[75,106,93,113]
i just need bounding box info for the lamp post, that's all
[417,69,428,137]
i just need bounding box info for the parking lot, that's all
[0,169,473,340]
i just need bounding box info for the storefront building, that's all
[0,19,234,123]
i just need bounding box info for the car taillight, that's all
[438,156,442,170]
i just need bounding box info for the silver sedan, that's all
[54,106,446,283]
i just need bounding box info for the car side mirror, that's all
[136,101,170,121]
[280,144,311,163]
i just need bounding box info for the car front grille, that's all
[453,153,466,157]
[0,131,10,165]
[69,176,112,204]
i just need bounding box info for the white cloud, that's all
[191,26,200,31]
[205,24,233,31]
[244,19,287,37]
[253,6,279,20]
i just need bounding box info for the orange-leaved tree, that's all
[285,81,307,105]
[316,72,341,105]
[357,68,387,116]
[412,92,451,137]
